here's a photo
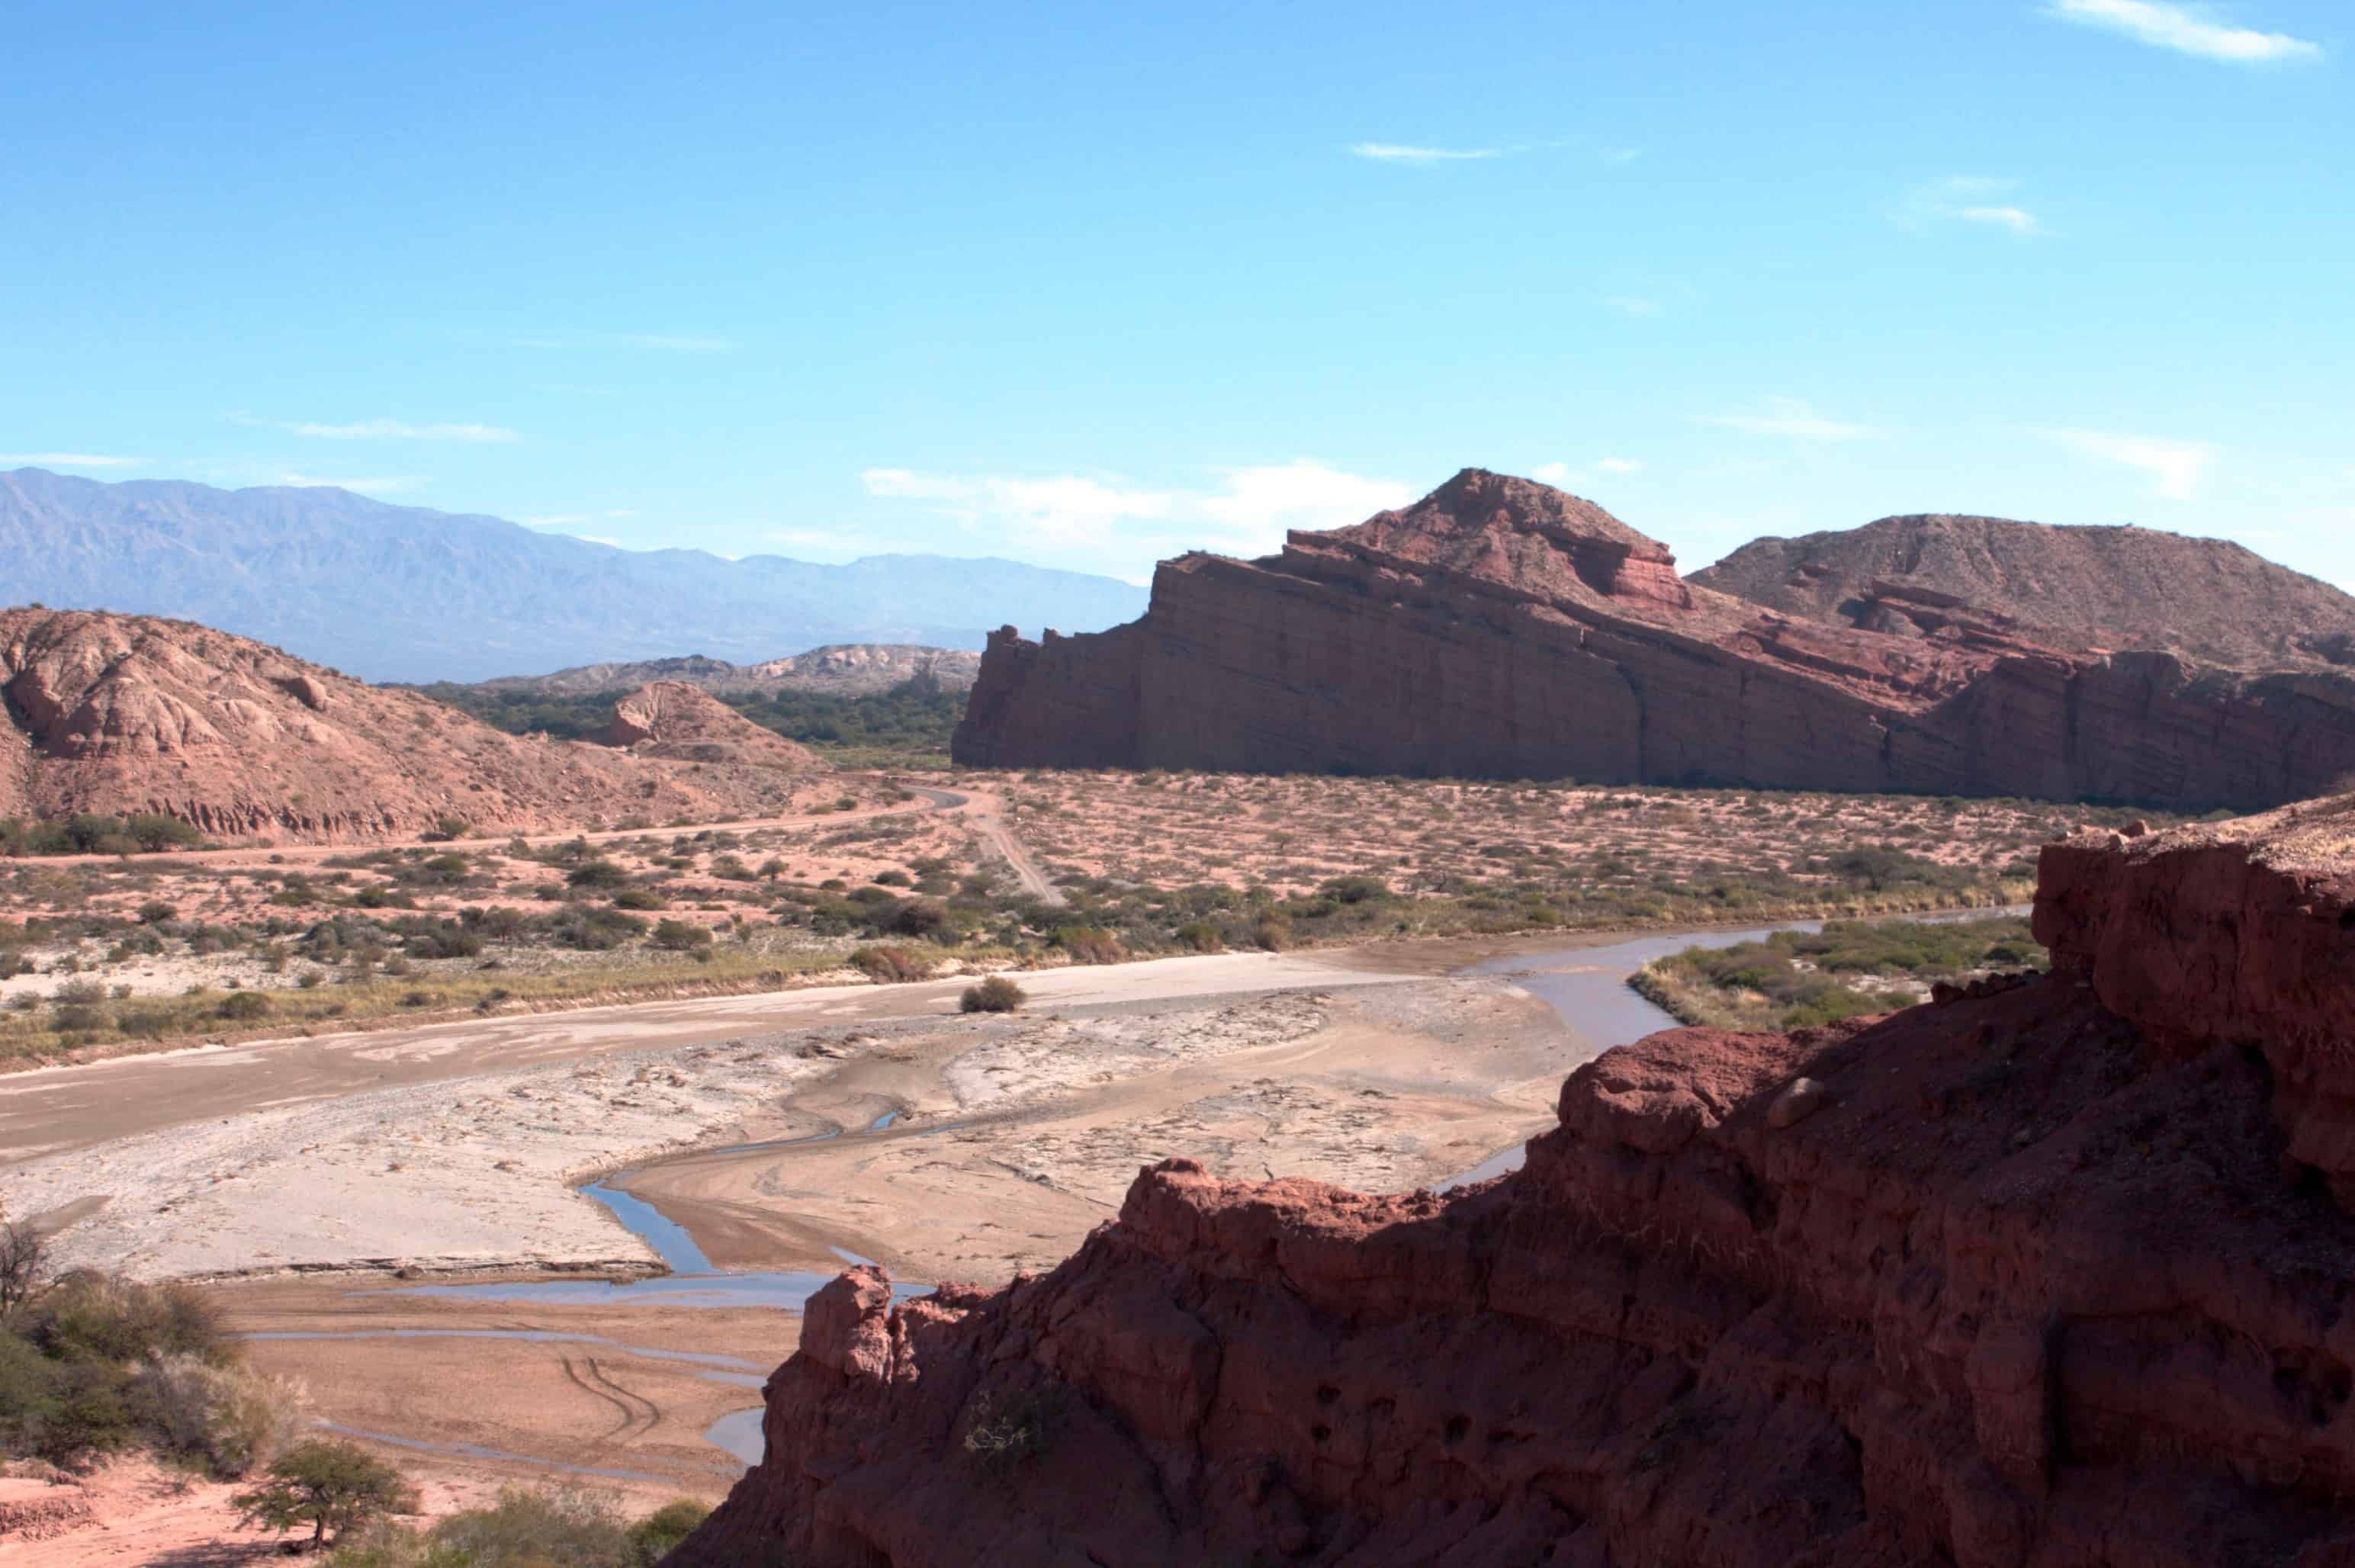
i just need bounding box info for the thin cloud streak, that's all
[0,452,146,468]
[275,473,423,495]
[1897,176,2042,236]
[290,418,519,442]
[1351,142,1502,165]
[862,459,1413,567]
[1697,398,1878,441]
[2043,428,2218,499]
[2045,0,2321,63]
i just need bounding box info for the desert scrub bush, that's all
[133,1353,307,1477]
[651,918,714,951]
[960,975,1027,1014]
[850,944,930,983]
[324,1486,710,1567]
[1052,926,1124,965]
[1174,921,1224,953]
[962,1386,1065,1470]
[1633,916,2048,1032]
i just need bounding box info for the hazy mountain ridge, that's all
[471,644,982,697]
[0,468,1147,683]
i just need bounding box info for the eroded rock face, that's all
[952,470,2355,811]
[600,680,824,769]
[0,608,827,842]
[671,808,2355,1566]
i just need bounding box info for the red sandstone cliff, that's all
[952,469,2355,810]
[669,802,2355,1566]
[0,608,827,842]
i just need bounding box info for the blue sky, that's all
[4,1,2347,586]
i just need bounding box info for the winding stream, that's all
[384,910,2010,1470]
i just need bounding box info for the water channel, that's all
[368,909,2013,1470]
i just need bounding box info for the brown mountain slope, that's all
[672,800,2355,1568]
[602,680,826,768]
[953,469,2355,810]
[1690,513,2355,672]
[0,608,827,842]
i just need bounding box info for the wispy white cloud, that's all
[2043,428,2218,498]
[1607,295,1664,317]
[1698,397,1878,441]
[503,332,736,354]
[1599,146,1641,166]
[522,513,592,527]
[2045,0,2321,63]
[1350,143,1502,165]
[862,458,1414,566]
[276,473,423,495]
[1897,176,2042,236]
[1534,458,1645,487]
[0,452,146,468]
[621,333,736,353]
[863,468,1177,549]
[1197,461,1417,554]
[289,418,519,442]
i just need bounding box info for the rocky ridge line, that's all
[670,796,2355,1566]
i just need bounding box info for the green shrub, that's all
[218,991,272,1021]
[960,976,1027,1014]
[1052,926,1123,966]
[626,1499,712,1563]
[18,1271,228,1366]
[565,860,629,891]
[651,919,714,952]
[610,888,667,911]
[1174,921,1223,953]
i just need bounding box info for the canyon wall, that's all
[670,799,2355,1566]
[953,470,2355,811]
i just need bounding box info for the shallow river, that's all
[390,910,2010,1467]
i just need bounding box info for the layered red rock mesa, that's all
[673,819,2355,1566]
[0,608,827,842]
[952,468,2355,810]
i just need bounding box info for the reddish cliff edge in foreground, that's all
[671,799,2355,1567]
[951,468,2355,810]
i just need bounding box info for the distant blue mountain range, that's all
[0,468,1147,683]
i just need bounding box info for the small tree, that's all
[235,1438,413,1550]
[0,1203,48,1313]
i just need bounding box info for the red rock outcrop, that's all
[599,680,824,770]
[952,469,2355,811]
[1692,513,2355,674]
[670,806,2355,1566]
[0,608,828,842]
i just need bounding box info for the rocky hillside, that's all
[1692,513,2355,672]
[476,644,981,698]
[671,799,2355,1566]
[953,468,2355,810]
[601,680,824,768]
[0,467,1146,683]
[0,609,828,842]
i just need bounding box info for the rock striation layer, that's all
[672,804,2355,1566]
[1691,513,2355,674]
[0,607,827,842]
[952,470,2355,810]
